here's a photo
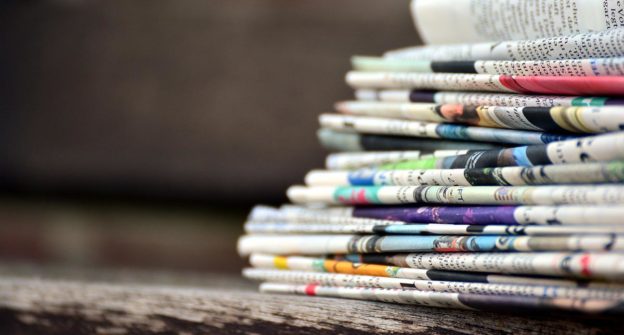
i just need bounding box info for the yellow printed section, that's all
[475,106,501,128]
[273,256,289,270]
[567,107,594,133]
[550,107,593,133]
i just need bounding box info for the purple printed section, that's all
[353,206,518,225]
[605,98,624,106]
[409,90,437,103]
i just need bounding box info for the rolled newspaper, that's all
[335,101,624,133]
[260,282,624,314]
[286,185,624,206]
[238,234,624,255]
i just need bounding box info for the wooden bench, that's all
[0,264,622,334]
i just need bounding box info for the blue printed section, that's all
[342,254,361,262]
[378,236,440,252]
[469,127,543,145]
[511,146,532,166]
[347,169,377,186]
[371,171,392,186]
[470,236,498,251]
[493,236,517,251]
[334,186,382,204]
[441,156,456,169]
[438,123,579,145]
[435,124,469,140]
[382,225,427,234]
[540,133,579,143]
[377,235,500,252]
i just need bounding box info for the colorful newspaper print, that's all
[244,268,624,300]
[367,89,624,107]
[237,234,624,256]
[326,151,422,170]
[346,72,624,96]
[286,185,624,206]
[335,101,624,133]
[249,204,624,226]
[260,282,624,314]
[325,151,467,170]
[326,150,467,170]
[244,222,624,235]
[368,132,624,170]
[349,205,624,225]
[248,254,618,288]
[319,114,575,145]
[304,161,624,187]
[317,128,503,152]
[342,252,624,281]
[240,0,624,316]
[383,27,624,61]
[352,56,624,77]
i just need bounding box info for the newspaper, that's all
[335,101,624,133]
[409,0,624,44]
[385,27,624,61]
[345,252,624,281]
[244,268,624,300]
[244,221,624,235]
[318,128,503,152]
[365,132,624,170]
[249,204,624,225]
[304,161,624,187]
[326,151,421,170]
[346,72,624,96]
[248,254,621,288]
[352,56,624,76]
[260,282,624,313]
[237,234,624,255]
[286,185,624,206]
[325,151,466,170]
[319,114,575,145]
[368,89,624,107]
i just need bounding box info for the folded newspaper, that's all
[238,0,624,314]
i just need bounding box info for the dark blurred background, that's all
[0,0,417,273]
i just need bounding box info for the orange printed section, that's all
[323,260,390,277]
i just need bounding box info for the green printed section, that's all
[571,97,608,107]
[313,259,328,272]
[333,186,382,204]
[385,266,400,278]
[606,161,624,181]
[378,157,438,170]
[351,56,431,72]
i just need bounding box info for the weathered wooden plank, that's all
[0,273,622,335]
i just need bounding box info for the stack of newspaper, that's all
[239,0,624,314]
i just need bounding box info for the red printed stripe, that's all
[502,76,624,95]
[304,284,317,296]
[498,75,531,94]
[580,254,592,277]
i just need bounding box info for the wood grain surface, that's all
[0,266,622,334]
